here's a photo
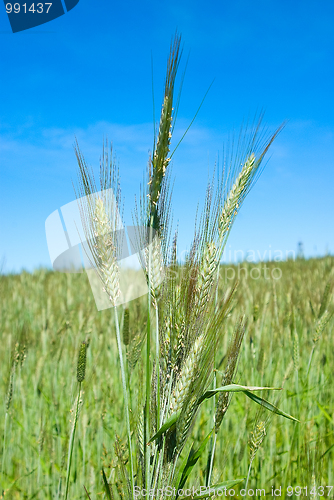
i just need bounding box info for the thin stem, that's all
[169,450,180,487]
[206,262,220,486]
[145,220,153,490]
[1,412,8,485]
[152,444,164,494]
[306,344,315,379]
[207,433,217,487]
[156,304,160,428]
[145,304,151,490]
[245,459,253,491]
[64,382,81,500]
[113,305,134,498]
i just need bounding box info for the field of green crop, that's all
[1,256,333,499]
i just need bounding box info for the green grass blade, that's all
[243,390,300,422]
[197,384,298,422]
[147,411,180,444]
[320,443,334,460]
[316,401,333,424]
[176,430,213,495]
[198,384,282,404]
[102,468,113,500]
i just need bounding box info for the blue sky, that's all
[0,0,333,273]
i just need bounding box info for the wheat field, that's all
[0,257,333,498]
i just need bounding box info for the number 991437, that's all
[5,3,52,14]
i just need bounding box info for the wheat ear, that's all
[219,154,256,243]
[93,197,120,306]
[170,334,204,415]
[307,310,332,377]
[218,122,284,259]
[122,308,130,346]
[195,241,218,318]
[293,329,300,372]
[245,421,266,490]
[149,34,181,230]
[145,234,164,309]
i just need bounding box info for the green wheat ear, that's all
[195,241,217,317]
[77,341,87,382]
[6,363,15,412]
[93,196,120,306]
[245,420,266,489]
[249,421,266,463]
[122,308,130,346]
[293,329,300,372]
[318,280,332,319]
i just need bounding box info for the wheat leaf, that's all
[198,385,298,422]
[176,430,213,495]
[320,443,334,460]
[102,468,113,500]
[243,390,300,422]
[198,384,282,404]
[147,411,180,444]
[316,400,333,424]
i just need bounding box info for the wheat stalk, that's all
[1,342,22,486]
[70,34,286,500]
[65,341,87,500]
[74,142,135,498]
